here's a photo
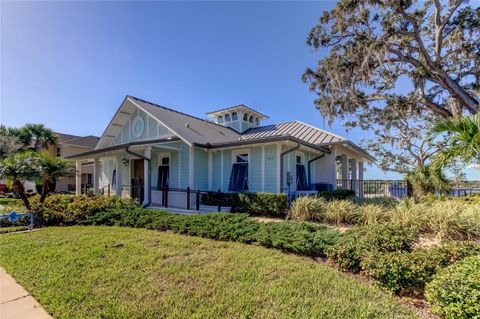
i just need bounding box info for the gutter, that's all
[308,152,326,190]
[125,146,152,208]
[280,143,301,194]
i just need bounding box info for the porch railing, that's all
[336,179,412,199]
[153,187,228,212]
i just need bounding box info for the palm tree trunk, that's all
[12,180,31,210]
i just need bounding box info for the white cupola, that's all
[206,104,269,133]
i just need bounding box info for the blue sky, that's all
[1,1,479,179]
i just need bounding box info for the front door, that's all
[131,159,144,202]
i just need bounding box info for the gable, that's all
[96,98,174,149]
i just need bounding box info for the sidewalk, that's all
[0,267,52,319]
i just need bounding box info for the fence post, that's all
[186,187,190,210]
[107,184,110,197]
[196,190,200,211]
[165,186,169,208]
[217,189,221,212]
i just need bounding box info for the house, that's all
[49,132,99,192]
[67,96,373,207]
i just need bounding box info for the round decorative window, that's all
[132,116,145,138]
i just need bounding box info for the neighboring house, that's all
[49,133,99,192]
[67,96,373,207]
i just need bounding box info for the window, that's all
[56,147,61,157]
[87,174,92,185]
[255,118,259,126]
[157,155,170,189]
[296,154,308,191]
[218,116,224,124]
[243,113,248,121]
[232,112,238,121]
[225,114,231,122]
[249,115,254,123]
[229,152,249,191]
[112,169,117,189]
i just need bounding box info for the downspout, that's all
[125,146,151,208]
[280,143,301,207]
[308,152,326,190]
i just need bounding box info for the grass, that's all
[0,226,421,319]
[0,225,29,234]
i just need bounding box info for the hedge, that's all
[426,255,480,319]
[87,208,341,256]
[318,189,355,200]
[363,242,480,296]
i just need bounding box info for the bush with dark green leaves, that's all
[229,192,288,217]
[317,189,355,200]
[256,221,341,256]
[30,194,140,226]
[87,209,341,252]
[426,255,480,319]
[363,241,480,296]
[326,223,419,273]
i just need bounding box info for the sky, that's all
[1,1,479,180]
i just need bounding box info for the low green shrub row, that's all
[230,192,288,217]
[426,255,480,319]
[87,208,342,256]
[317,189,355,200]
[29,194,140,226]
[363,242,480,296]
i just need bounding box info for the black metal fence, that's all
[336,179,412,199]
[153,187,227,212]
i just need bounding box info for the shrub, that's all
[322,200,359,225]
[356,204,389,225]
[230,192,288,217]
[327,223,419,273]
[426,255,480,319]
[317,189,355,200]
[29,194,140,226]
[363,241,480,296]
[256,221,341,256]
[288,196,326,222]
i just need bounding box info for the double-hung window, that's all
[157,155,170,189]
[228,152,249,191]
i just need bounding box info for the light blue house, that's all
[68,96,373,207]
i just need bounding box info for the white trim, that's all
[261,145,265,192]
[231,149,250,164]
[158,152,171,166]
[295,151,305,165]
[178,147,181,188]
[220,150,224,192]
[208,150,212,191]
[189,147,194,188]
[276,143,281,193]
[132,115,145,138]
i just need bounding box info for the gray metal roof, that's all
[129,96,242,146]
[240,121,345,145]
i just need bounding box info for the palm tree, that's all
[37,154,75,202]
[431,114,480,167]
[24,124,57,150]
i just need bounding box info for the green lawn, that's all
[0,227,421,319]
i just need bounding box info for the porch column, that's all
[115,154,123,197]
[341,155,349,189]
[143,146,152,206]
[350,158,357,195]
[75,161,81,196]
[358,162,364,198]
[93,158,100,196]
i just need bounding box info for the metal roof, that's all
[240,121,345,145]
[128,96,242,146]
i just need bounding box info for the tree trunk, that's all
[12,180,31,210]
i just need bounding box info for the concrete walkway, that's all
[0,267,52,319]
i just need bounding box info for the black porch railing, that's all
[336,179,412,199]
[153,187,227,212]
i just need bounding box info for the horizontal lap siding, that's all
[212,151,221,191]
[264,145,277,193]
[180,143,190,188]
[222,150,232,191]
[194,147,208,190]
[170,151,180,188]
[249,146,262,192]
